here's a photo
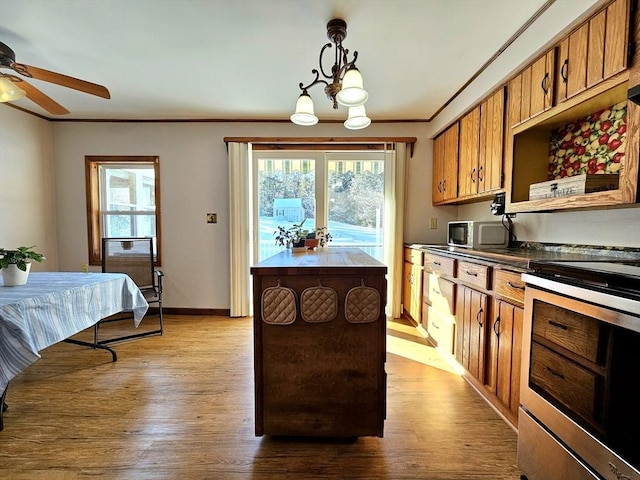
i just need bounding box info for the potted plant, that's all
[274,220,310,252]
[0,245,46,286]
[314,226,333,247]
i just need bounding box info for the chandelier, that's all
[290,18,370,130]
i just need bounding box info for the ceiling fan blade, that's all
[18,79,70,115]
[17,63,111,99]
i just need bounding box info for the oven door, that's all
[519,276,640,480]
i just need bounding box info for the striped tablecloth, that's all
[0,272,149,392]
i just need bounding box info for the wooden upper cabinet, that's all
[529,49,555,119]
[432,133,445,204]
[556,23,589,103]
[478,87,505,193]
[432,123,459,205]
[443,123,460,202]
[458,106,480,198]
[556,0,630,104]
[603,0,631,78]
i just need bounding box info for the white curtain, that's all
[228,142,253,317]
[384,142,408,319]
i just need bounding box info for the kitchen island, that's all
[251,247,387,438]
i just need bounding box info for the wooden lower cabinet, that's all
[402,247,422,324]
[455,284,487,383]
[486,299,523,424]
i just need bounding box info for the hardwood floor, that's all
[0,316,523,479]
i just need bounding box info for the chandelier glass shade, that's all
[0,75,26,102]
[344,105,371,130]
[291,19,370,129]
[290,90,319,126]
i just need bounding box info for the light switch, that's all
[429,218,437,229]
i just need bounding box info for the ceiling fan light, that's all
[0,77,26,102]
[290,91,319,126]
[336,67,368,107]
[344,105,371,130]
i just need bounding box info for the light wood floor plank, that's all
[0,316,522,479]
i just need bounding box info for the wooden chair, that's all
[97,237,164,344]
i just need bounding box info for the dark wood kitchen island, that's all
[251,247,387,437]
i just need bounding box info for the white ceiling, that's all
[0,0,556,122]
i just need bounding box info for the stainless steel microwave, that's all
[447,221,509,249]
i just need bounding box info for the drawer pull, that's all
[433,261,441,266]
[431,322,440,330]
[476,308,484,327]
[506,281,525,290]
[466,270,478,277]
[548,320,568,330]
[433,289,441,295]
[546,366,565,380]
[493,316,500,336]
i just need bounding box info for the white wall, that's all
[0,106,58,271]
[50,120,439,309]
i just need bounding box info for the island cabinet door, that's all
[252,268,387,439]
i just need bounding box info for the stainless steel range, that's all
[519,260,640,480]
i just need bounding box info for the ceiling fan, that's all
[0,41,110,115]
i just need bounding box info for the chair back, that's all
[102,238,155,289]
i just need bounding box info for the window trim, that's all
[85,155,162,266]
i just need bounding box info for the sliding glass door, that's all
[254,151,387,263]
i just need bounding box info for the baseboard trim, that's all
[162,307,231,316]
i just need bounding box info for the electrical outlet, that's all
[429,217,437,229]
[206,213,217,224]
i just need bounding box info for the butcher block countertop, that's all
[407,243,640,271]
[251,247,387,274]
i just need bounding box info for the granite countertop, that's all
[406,242,640,271]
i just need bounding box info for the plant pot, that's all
[305,238,319,250]
[2,263,31,286]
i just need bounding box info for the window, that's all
[254,151,388,262]
[85,156,161,266]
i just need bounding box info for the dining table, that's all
[0,271,149,430]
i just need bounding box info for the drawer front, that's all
[457,260,490,290]
[404,247,423,265]
[424,253,456,278]
[530,343,600,424]
[429,274,456,315]
[494,269,526,305]
[427,308,455,355]
[532,302,601,364]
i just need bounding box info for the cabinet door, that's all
[478,88,505,193]
[587,9,606,88]
[486,300,523,416]
[566,23,589,100]
[529,50,554,118]
[442,123,460,202]
[603,0,630,79]
[402,260,422,323]
[458,107,480,198]
[520,66,532,123]
[508,75,523,127]
[432,133,445,204]
[455,285,487,383]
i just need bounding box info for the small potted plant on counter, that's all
[274,220,310,252]
[0,245,46,286]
